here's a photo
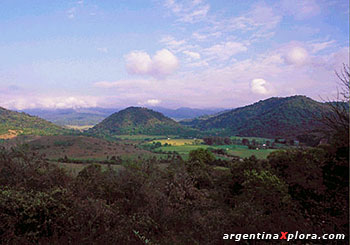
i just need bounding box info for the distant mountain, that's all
[181,96,333,139]
[149,107,225,121]
[21,108,117,126]
[0,107,67,138]
[88,107,198,136]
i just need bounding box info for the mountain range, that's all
[2,95,340,140]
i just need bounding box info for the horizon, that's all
[10,94,327,113]
[0,0,349,110]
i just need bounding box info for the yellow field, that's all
[151,138,203,146]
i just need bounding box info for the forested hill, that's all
[181,95,333,139]
[88,107,198,136]
[0,107,67,137]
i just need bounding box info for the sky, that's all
[0,0,349,110]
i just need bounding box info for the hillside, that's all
[88,107,198,136]
[181,95,332,139]
[0,107,67,138]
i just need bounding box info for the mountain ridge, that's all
[180,95,332,138]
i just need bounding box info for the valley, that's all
[0,94,348,243]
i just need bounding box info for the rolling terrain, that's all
[23,135,151,160]
[181,95,332,138]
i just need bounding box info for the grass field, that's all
[156,143,277,159]
[151,138,203,146]
[215,145,276,159]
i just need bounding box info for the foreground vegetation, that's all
[0,134,348,244]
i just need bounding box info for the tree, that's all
[188,148,215,165]
[241,138,249,145]
[320,64,349,149]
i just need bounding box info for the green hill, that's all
[0,107,67,138]
[88,107,198,136]
[181,96,333,139]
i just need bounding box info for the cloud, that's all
[124,49,178,78]
[145,99,161,106]
[280,0,321,20]
[284,46,309,66]
[67,7,76,19]
[164,0,210,23]
[93,79,150,88]
[152,49,179,77]
[310,40,335,53]
[204,41,247,61]
[159,36,187,52]
[183,50,200,60]
[125,51,153,75]
[1,95,99,110]
[251,78,270,95]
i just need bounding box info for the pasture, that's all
[154,140,277,160]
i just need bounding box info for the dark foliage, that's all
[0,139,348,244]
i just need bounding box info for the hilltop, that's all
[88,107,198,136]
[0,107,67,138]
[181,95,332,139]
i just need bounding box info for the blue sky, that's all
[0,0,349,109]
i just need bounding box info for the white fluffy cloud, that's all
[125,51,153,75]
[251,78,269,95]
[125,49,178,78]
